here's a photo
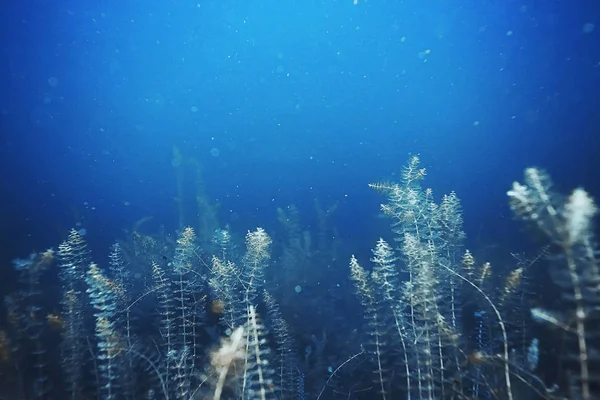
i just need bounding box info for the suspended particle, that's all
[294,285,302,293]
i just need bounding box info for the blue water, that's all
[1,0,599,399]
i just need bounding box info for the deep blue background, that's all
[1,0,599,266]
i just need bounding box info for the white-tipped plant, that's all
[210,326,247,400]
[508,168,600,400]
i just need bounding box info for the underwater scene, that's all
[1,0,599,399]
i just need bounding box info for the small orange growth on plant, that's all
[47,313,64,330]
[40,248,55,266]
[211,300,226,315]
[467,351,487,365]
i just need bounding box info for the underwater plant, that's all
[0,158,598,400]
[508,168,600,400]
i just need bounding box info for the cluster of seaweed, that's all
[0,157,598,400]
